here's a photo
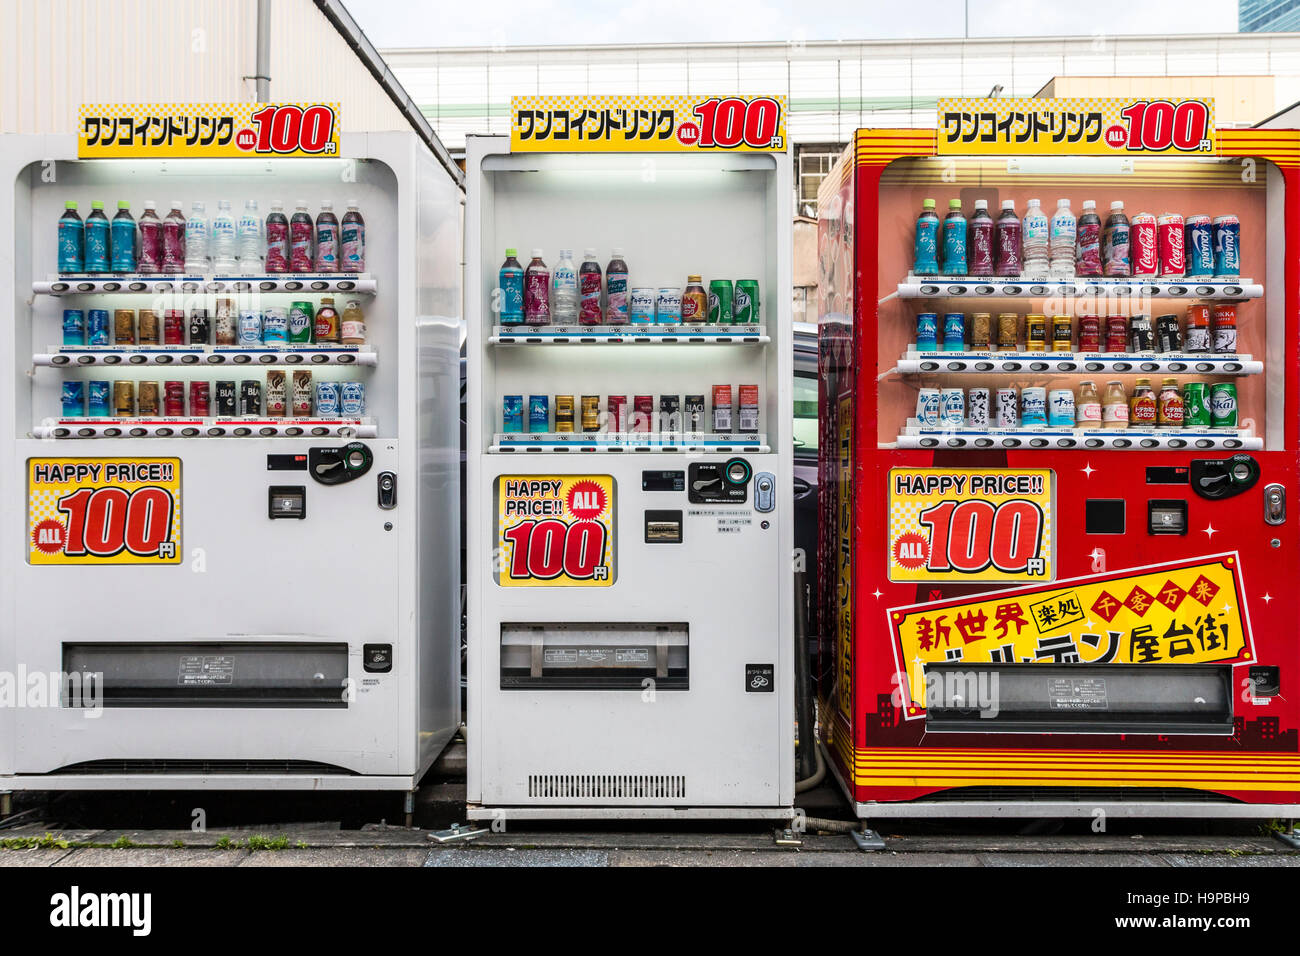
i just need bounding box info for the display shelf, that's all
[490,431,770,453]
[489,324,768,345]
[896,348,1261,376]
[34,273,377,296]
[35,345,377,368]
[896,275,1262,301]
[896,419,1260,451]
[33,417,376,439]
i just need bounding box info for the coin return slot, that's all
[1148,499,1187,535]
[645,510,683,544]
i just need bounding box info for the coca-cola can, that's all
[163,380,185,416]
[189,381,211,417]
[1131,213,1158,277]
[1157,213,1185,277]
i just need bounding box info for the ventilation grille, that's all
[528,774,686,800]
[47,759,357,777]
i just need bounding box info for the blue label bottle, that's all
[913,198,939,276]
[110,201,137,272]
[84,201,110,273]
[499,248,524,325]
[941,198,967,276]
[57,201,84,273]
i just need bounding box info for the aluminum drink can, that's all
[995,387,1018,428]
[1048,388,1075,427]
[554,395,574,433]
[316,381,341,417]
[502,394,523,432]
[659,394,681,433]
[939,387,964,427]
[1025,314,1047,352]
[734,280,760,324]
[1184,304,1212,352]
[1157,379,1184,426]
[633,394,655,433]
[288,302,315,343]
[708,280,733,324]
[915,388,941,427]
[1185,215,1214,278]
[1128,314,1154,353]
[188,308,210,346]
[340,382,366,416]
[137,381,160,416]
[581,395,601,433]
[1213,215,1240,278]
[214,298,237,346]
[237,309,262,346]
[712,385,733,433]
[138,309,160,345]
[655,288,682,324]
[738,385,760,433]
[113,309,136,345]
[1212,304,1237,353]
[163,381,185,416]
[969,313,992,351]
[265,370,287,417]
[942,312,965,351]
[1157,213,1185,276]
[1156,313,1182,353]
[966,387,990,428]
[1078,314,1101,352]
[163,310,185,345]
[607,395,628,433]
[681,278,707,324]
[1105,315,1127,353]
[685,394,706,432]
[62,309,85,346]
[1051,314,1072,351]
[528,395,549,432]
[291,370,311,416]
[1131,213,1158,276]
[238,380,259,416]
[629,289,655,323]
[1020,387,1047,427]
[87,309,110,346]
[1210,382,1238,428]
[61,380,85,416]
[1183,382,1210,427]
[997,313,1019,351]
[215,380,237,416]
[190,381,211,416]
[915,312,939,350]
[88,380,111,416]
[261,306,288,344]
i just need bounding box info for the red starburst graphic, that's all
[566,480,607,521]
[892,532,928,570]
[31,518,66,555]
[676,121,700,146]
[234,127,257,151]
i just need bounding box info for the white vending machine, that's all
[465,95,795,819]
[0,118,462,799]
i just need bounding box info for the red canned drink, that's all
[1131,213,1158,276]
[163,380,185,416]
[1105,315,1128,353]
[631,394,654,433]
[1078,314,1101,352]
[607,395,628,433]
[189,381,211,416]
[1157,213,1185,277]
[163,309,185,345]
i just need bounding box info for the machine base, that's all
[3,774,420,792]
[854,800,1299,819]
[466,805,796,821]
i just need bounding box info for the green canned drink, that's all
[734,279,761,324]
[708,279,733,324]
[288,301,315,344]
[1182,382,1210,427]
[1209,382,1238,428]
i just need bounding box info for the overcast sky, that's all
[352,0,1240,49]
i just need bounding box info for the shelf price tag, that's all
[511,95,786,153]
[28,458,181,565]
[495,475,616,587]
[936,97,1215,156]
[79,103,341,159]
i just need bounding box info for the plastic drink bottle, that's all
[184,200,209,273]
[913,198,939,276]
[237,199,263,274]
[265,201,289,273]
[940,199,967,276]
[1049,198,1077,279]
[211,199,237,272]
[524,249,550,325]
[84,201,110,273]
[968,199,994,277]
[578,249,602,324]
[110,201,136,272]
[289,201,314,273]
[605,249,629,323]
[58,201,84,273]
[341,201,365,273]
[1075,200,1102,277]
[315,200,340,272]
[1103,201,1132,277]
[994,200,1021,277]
[161,201,186,274]
[499,248,524,325]
[552,249,577,323]
[137,202,161,273]
[1021,198,1050,279]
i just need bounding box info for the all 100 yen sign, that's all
[28,458,181,565]
[496,475,616,587]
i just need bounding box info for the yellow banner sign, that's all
[837,397,853,722]
[889,554,1253,712]
[496,475,616,587]
[937,97,1216,156]
[888,468,1053,583]
[78,103,341,159]
[28,458,181,565]
[510,95,787,152]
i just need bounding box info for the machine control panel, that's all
[1191,454,1259,501]
[688,458,751,504]
[309,442,374,486]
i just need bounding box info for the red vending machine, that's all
[817,98,1300,820]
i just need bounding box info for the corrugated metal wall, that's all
[0,0,409,134]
